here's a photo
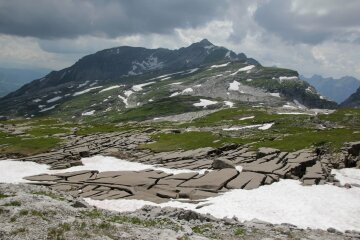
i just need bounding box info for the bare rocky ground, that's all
[1,183,358,240]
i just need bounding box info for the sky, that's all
[0,0,360,79]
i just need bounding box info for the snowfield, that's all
[193,99,218,108]
[230,65,255,75]
[0,158,360,232]
[82,110,95,116]
[73,86,103,96]
[228,80,240,91]
[85,179,360,232]
[210,62,230,68]
[46,96,62,103]
[223,122,274,131]
[99,85,122,93]
[132,82,155,92]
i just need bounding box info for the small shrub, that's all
[3,201,21,207]
[234,227,246,236]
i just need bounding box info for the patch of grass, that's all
[0,136,61,155]
[81,209,103,219]
[109,215,174,228]
[234,227,246,236]
[76,124,128,135]
[47,223,71,240]
[140,132,246,152]
[26,127,69,137]
[191,223,213,234]
[0,192,10,199]
[3,201,21,207]
[253,128,360,152]
[19,209,29,216]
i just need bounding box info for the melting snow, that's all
[99,85,122,93]
[223,123,274,131]
[193,99,218,108]
[246,79,252,82]
[239,116,255,121]
[277,112,313,115]
[170,92,180,97]
[185,68,199,74]
[279,76,298,81]
[228,80,240,91]
[224,101,234,108]
[82,110,95,116]
[77,81,90,88]
[230,65,255,75]
[182,88,194,94]
[269,93,280,98]
[118,95,129,107]
[33,98,41,103]
[73,86,103,96]
[1,158,360,231]
[160,77,171,81]
[132,82,155,92]
[39,105,57,112]
[85,178,360,232]
[170,82,182,85]
[46,96,62,103]
[333,168,360,186]
[210,62,230,68]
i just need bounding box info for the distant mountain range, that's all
[0,39,337,118]
[301,74,360,103]
[0,67,49,97]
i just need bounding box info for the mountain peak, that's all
[198,38,213,46]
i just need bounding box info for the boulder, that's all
[212,158,236,169]
[227,172,266,190]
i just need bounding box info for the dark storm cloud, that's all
[254,0,360,44]
[0,0,227,39]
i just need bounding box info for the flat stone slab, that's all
[24,174,62,182]
[227,172,266,190]
[180,169,238,190]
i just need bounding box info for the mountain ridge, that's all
[0,39,336,118]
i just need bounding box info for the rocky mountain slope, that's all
[341,86,360,108]
[301,74,360,103]
[0,39,336,119]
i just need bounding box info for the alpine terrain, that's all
[0,39,360,240]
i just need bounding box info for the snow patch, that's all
[224,101,234,108]
[332,168,360,186]
[230,65,255,75]
[82,110,95,116]
[279,76,298,82]
[132,82,155,92]
[73,86,103,96]
[77,80,90,88]
[210,62,230,68]
[182,88,194,94]
[170,92,180,97]
[239,116,255,121]
[223,122,274,131]
[99,85,122,93]
[228,80,240,91]
[46,96,62,103]
[193,99,218,108]
[33,98,41,103]
[39,105,57,112]
[269,93,280,98]
[84,179,360,232]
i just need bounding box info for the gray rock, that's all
[211,158,235,169]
